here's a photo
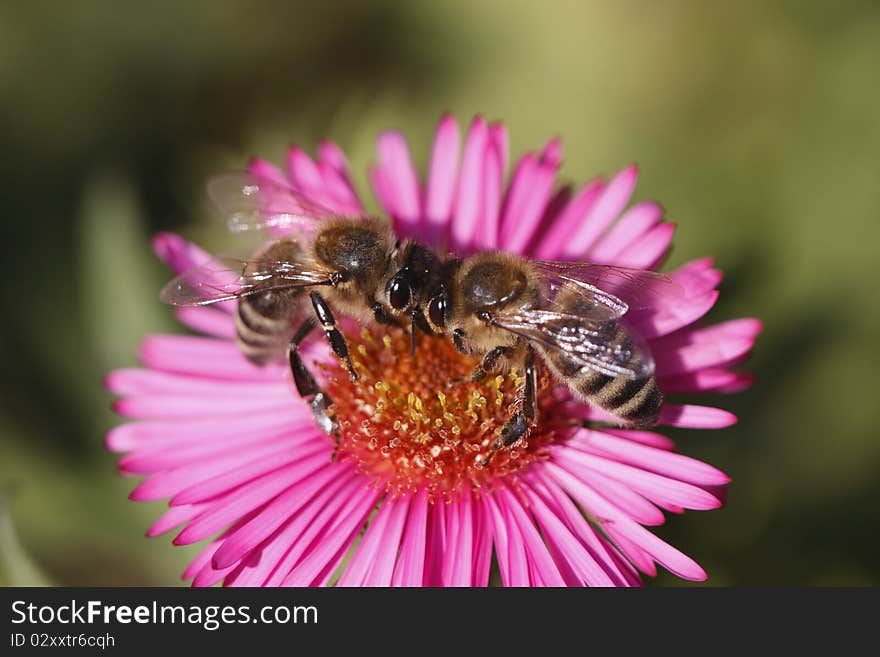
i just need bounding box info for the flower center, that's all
[320,328,562,500]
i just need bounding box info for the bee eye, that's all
[388,276,411,310]
[428,295,447,328]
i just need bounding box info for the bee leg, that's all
[288,318,339,440]
[309,291,358,382]
[482,346,538,466]
[469,345,515,382]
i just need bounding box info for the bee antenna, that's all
[410,311,419,357]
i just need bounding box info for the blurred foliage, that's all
[1,0,878,586]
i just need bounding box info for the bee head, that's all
[381,242,443,315]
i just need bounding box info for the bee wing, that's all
[532,261,683,315]
[489,309,655,379]
[206,172,339,235]
[160,255,333,306]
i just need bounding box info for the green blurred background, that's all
[1,0,878,586]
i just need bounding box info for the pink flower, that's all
[107,114,760,587]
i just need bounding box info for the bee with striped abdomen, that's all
[420,252,680,463]
[159,171,443,436]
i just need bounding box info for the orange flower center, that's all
[320,328,561,500]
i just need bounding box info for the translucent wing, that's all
[532,261,683,316]
[489,309,654,379]
[160,255,333,306]
[207,171,339,235]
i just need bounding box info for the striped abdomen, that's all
[235,240,305,365]
[541,339,662,427]
[539,286,662,427]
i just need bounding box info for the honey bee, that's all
[419,252,681,462]
[160,171,443,435]
[161,168,680,464]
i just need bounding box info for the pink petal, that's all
[391,489,428,586]
[559,165,638,259]
[569,430,730,486]
[114,390,293,419]
[631,290,719,339]
[471,499,493,586]
[472,123,506,250]
[550,451,666,525]
[245,157,332,239]
[490,121,509,176]
[186,510,260,586]
[655,318,763,349]
[442,491,474,586]
[522,482,615,587]
[183,537,221,581]
[661,404,737,429]
[588,201,663,263]
[669,258,722,296]
[289,145,364,216]
[498,498,530,586]
[247,157,288,186]
[211,464,349,569]
[424,500,447,586]
[362,496,411,586]
[106,411,307,452]
[151,236,236,313]
[499,154,536,239]
[653,327,757,377]
[173,459,332,545]
[147,503,206,537]
[606,530,657,576]
[500,139,563,254]
[138,335,287,381]
[317,141,365,215]
[374,131,421,235]
[611,222,675,269]
[450,116,488,252]
[119,424,317,475]
[482,492,516,586]
[661,369,755,394]
[128,440,320,501]
[424,113,460,245]
[281,483,380,586]
[287,147,330,205]
[498,487,565,586]
[534,180,604,260]
[553,446,723,510]
[192,560,237,588]
[172,442,325,505]
[546,462,707,580]
[603,428,676,451]
[152,232,217,278]
[524,470,639,586]
[317,140,352,179]
[336,496,397,586]
[174,307,235,338]
[250,472,365,586]
[107,368,288,398]
[317,163,364,216]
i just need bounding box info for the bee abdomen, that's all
[577,372,662,428]
[235,291,299,365]
[541,350,662,428]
